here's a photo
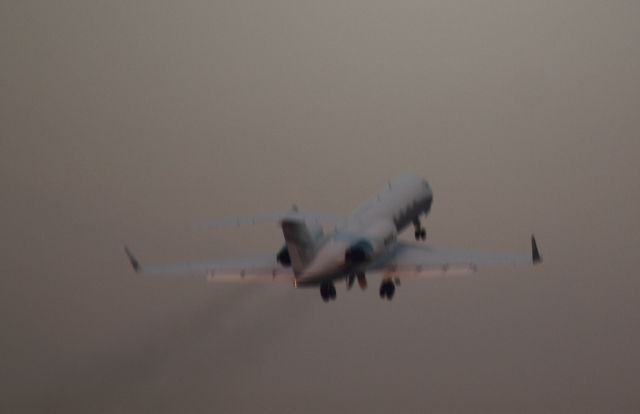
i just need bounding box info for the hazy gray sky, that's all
[2,1,640,413]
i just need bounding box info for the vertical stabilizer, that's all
[281,219,323,275]
[532,235,542,264]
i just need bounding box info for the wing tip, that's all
[531,235,542,264]
[124,246,141,273]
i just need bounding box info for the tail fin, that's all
[281,219,323,275]
[532,235,542,264]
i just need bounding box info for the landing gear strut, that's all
[320,282,337,302]
[346,272,367,290]
[379,280,396,300]
[357,272,367,290]
[346,273,355,290]
[413,218,426,241]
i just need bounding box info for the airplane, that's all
[125,175,542,301]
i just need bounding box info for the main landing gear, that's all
[413,218,426,241]
[379,280,396,300]
[346,272,367,290]
[320,282,337,302]
[322,276,396,301]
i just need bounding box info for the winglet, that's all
[531,235,542,264]
[124,246,141,273]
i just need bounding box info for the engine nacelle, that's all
[345,240,374,265]
[344,220,397,266]
[276,245,291,267]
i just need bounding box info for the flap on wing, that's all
[371,240,534,279]
[124,247,295,283]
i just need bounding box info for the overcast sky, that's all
[2,1,640,413]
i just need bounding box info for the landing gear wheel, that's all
[379,281,396,300]
[329,284,336,300]
[413,218,427,241]
[320,283,330,302]
[320,282,337,302]
[386,282,396,300]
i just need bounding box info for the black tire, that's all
[386,283,396,300]
[379,283,387,298]
[320,283,330,302]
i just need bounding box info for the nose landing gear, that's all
[413,218,426,241]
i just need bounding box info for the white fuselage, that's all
[296,176,433,286]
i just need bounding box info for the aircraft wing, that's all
[124,247,295,283]
[370,236,541,279]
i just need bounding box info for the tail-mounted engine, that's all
[344,220,397,267]
[276,245,291,267]
[345,240,374,265]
